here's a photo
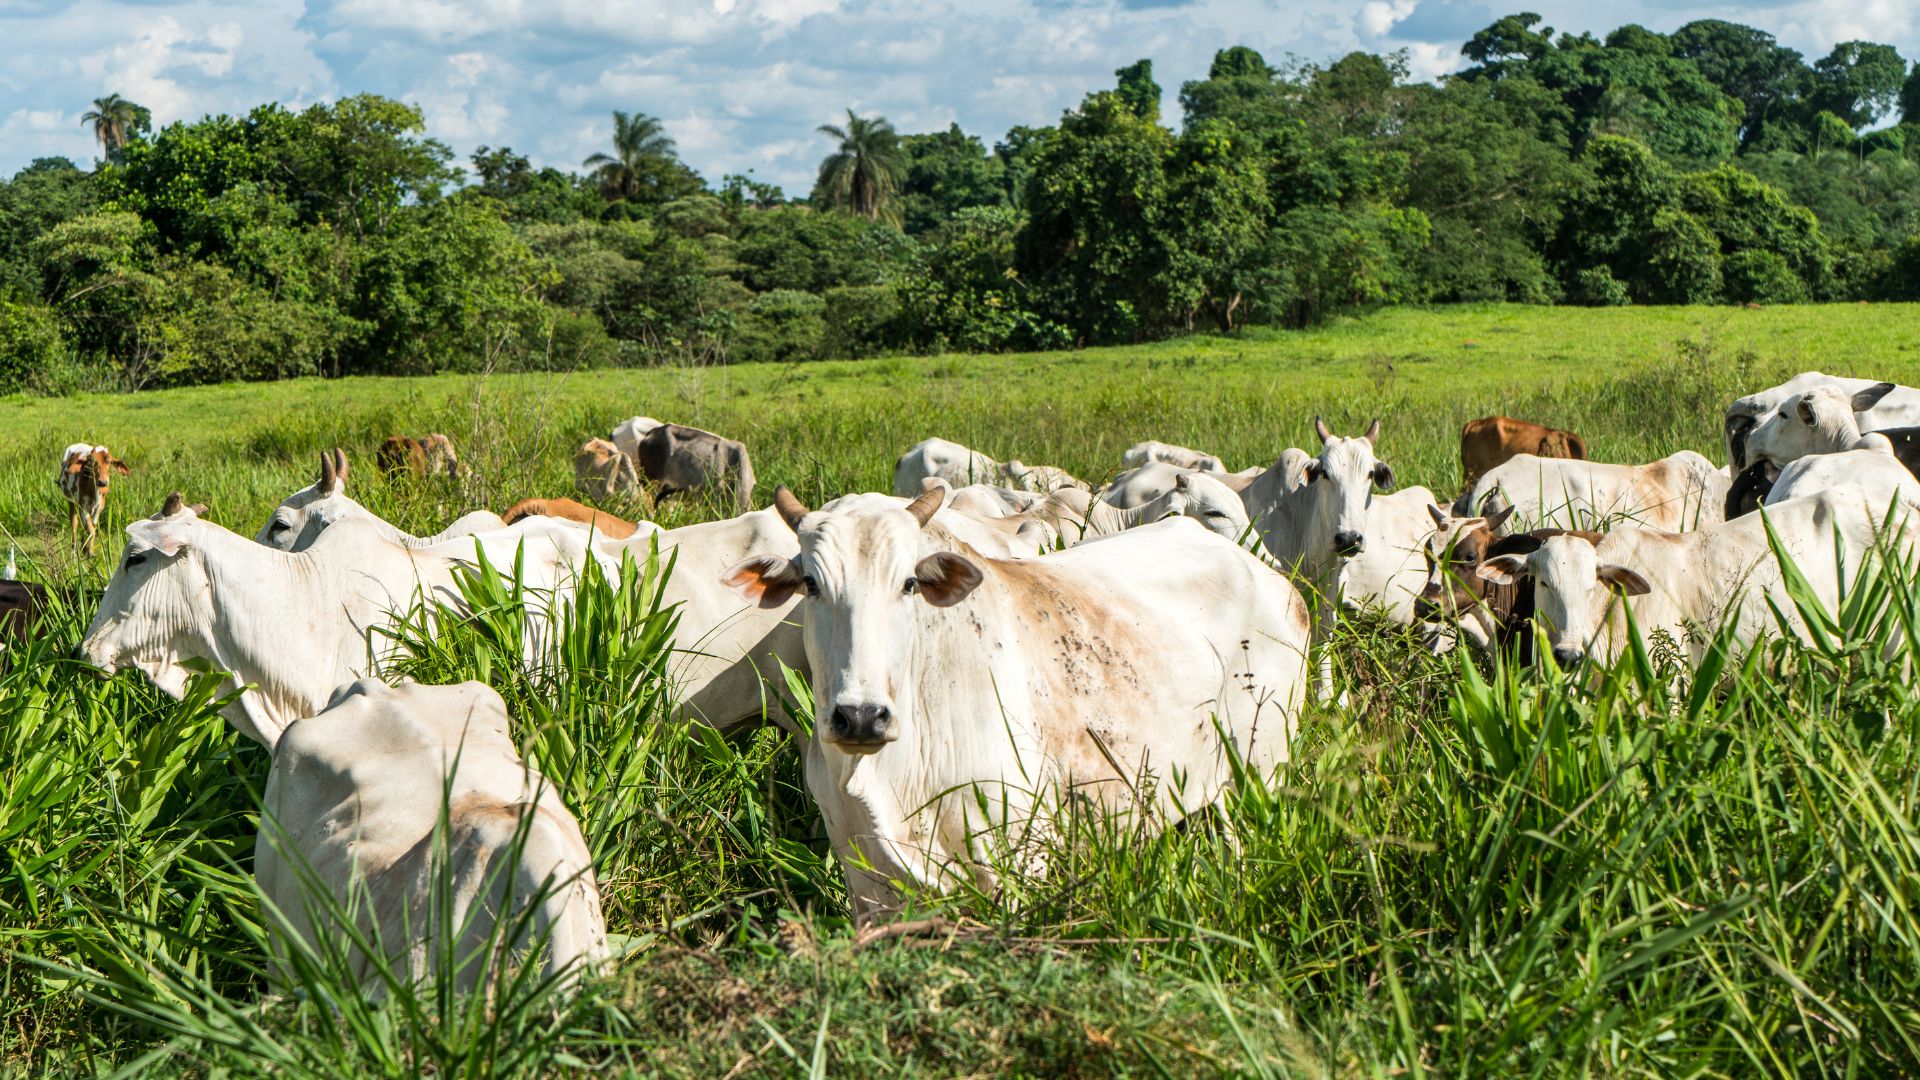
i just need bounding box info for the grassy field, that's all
[3,302,1919,1075]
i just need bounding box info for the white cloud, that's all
[1,0,1917,187]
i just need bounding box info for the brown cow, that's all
[502,498,640,539]
[574,438,641,500]
[377,434,462,480]
[1459,416,1587,490]
[58,443,131,554]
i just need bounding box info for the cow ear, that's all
[1796,397,1817,425]
[1372,462,1395,491]
[146,523,191,558]
[1303,460,1324,483]
[109,457,131,476]
[1486,533,1545,558]
[722,556,805,608]
[1484,503,1516,533]
[1853,382,1897,412]
[1598,565,1651,596]
[1426,504,1449,529]
[914,551,982,607]
[1476,554,1528,586]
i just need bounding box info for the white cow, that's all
[1457,451,1728,533]
[723,488,1309,921]
[892,438,1085,497]
[83,496,605,746]
[1332,485,1442,625]
[1121,440,1227,473]
[1239,418,1398,701]
[1044,471,1250,544]
[1100,462,1258,509]
[260,450,505,552]
[1741,383,1899,471]
[257,679,605,994]
[1726,373,1920,470]
[1766,448,1920,511]
[1476,487,1910,669]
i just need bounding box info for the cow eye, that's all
[903,577,919,595]
[1204,510,1228,519]
[125,552,146,569]
[269,520,290,534]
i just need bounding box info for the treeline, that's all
[5,15,1920,392]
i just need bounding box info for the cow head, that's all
[1168,471,1251,541]
[258,449,354,551]
[1416,504,1512,615]
[1476,534,1649,668]
[725,486,981,753]
[83,494,213,688]
[1746,382,1895,469]
[64,446,130,490]
[1302,416,1393,556]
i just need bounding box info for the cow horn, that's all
[905,486,945,528]
[332,448,350,487]
[773,486,810,532]
[1364,417,1381,443]
[319,450,337,493]
[1313,415,1333,444]
[160,492,184,517]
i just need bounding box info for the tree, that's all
[1808,42,1908,129]
[1115,59,1162,121]
[1670,20,1808,150]
[1902,62,1920,123]
[814,110,908,226]
[898,124,1007,233]
[80,94,150,161]
[583,111,698,205]
[1462,13,1556,72]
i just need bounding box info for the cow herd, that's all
[14,368,1920,996]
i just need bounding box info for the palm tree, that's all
[815,109,906,226]
[583,111,680,202]
[80,94,147,159]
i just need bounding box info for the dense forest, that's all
[5,13,1920,393]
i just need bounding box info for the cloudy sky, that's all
[2,0,1916,192]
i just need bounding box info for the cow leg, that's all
[83,510,98,555]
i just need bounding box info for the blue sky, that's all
[2,0,1915,192]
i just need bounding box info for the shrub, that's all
[1569,266,1631,306]
[1721,249,1807,304]
[821,284,900,358]
[730,288,826,363]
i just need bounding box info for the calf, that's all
[634,423,757,512]
[58,443,130,554]
[256,679,606,995]
[574,438,641,500]
[1460,416,1586,490]
[377,434,462,479]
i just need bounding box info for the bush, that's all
[821,284,900,358]
[1722,249,1807,304]
[730,289,825,363]
[0,298,64,393]
[1569,266,1631,306]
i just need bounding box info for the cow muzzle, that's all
[826,703,894,749]
[1333,530,1364,556]
[1551,645,1585,669]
